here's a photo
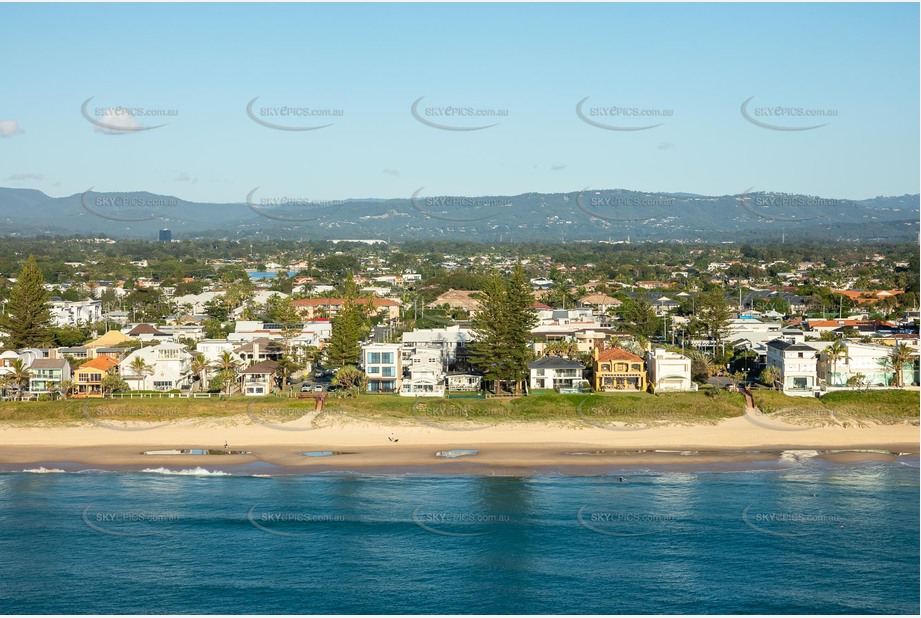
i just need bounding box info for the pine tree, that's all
[469,264,538,394]
[325,274,367,369]
[0,256,53,349]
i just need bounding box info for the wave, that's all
[22,467,67,474]
[779,450,821,464]
[141,467,232,476]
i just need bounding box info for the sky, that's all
[1,1,919,204]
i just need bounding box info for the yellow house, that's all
[592,347,647,392]
[72,356,121,398]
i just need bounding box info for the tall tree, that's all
[469,264,538,394]
[695,290,732,351]
[325,274,367,369]
[0,256,54,349]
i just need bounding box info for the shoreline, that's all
[0,413,917,474]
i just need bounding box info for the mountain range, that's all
[1,187,917,243]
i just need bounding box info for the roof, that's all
[529,356,585,370]
[596,348,644,363]
[580,293,621,305]
[126,323,167,336]
[766,340,816,352]
[77,356,121,371]
[86,330,129,348]
[29,358,69,370]
[240,359,280,375]
[233,337,285,354]
[427,289,480,311]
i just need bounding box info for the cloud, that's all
[0,120,23,137]
[550,163,567,171]
[175,172,198,183]
[382,168,400,177]
[6,173,43,181]
[93,110,145,134]
[657,142,674,150]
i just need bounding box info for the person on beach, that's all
[388,433,398,443]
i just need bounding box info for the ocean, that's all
[0,455,917,614]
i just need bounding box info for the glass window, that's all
[369,352,381,364]
[382,352,394,364]
[368,366,380,374]
[382,367,395,378]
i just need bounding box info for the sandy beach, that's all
[0,409,917,473]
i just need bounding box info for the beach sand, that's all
[0,410,917,473]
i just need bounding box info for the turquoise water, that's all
[0,458,917,614]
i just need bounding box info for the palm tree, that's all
[886,343,914,388]
[6,359,31,400]
[213,351,240,396]
[54,379,73,400]
[544,339,579,359]
[190,353,209,393]
[825,340,849,387]
[128,356,153,391]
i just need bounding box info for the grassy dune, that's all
[752,390,920,426]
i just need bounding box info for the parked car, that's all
[300,384,312,392]
[313,385,324,392]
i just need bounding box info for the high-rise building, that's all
[158,229,172,242]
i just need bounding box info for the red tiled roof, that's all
[77,356,120,371]
[597,348,644,363]
[292,298,399,307]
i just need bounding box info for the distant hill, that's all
[1,187,917,243]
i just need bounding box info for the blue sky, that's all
[1,2,918,203]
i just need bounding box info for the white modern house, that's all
[818,342,919,388]
[50,299,103,327]
[400,348,445,397]
[361,342,402,393]
[765,340,819,396]
[401,325,474,367]
[119,342,193,391]
[196,339,236,363]
[528,356,587,391]
[646,347,696,392]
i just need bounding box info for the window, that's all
[631,364,641,371]
[382,367,395,378]
[382,352,394,364]
[153,381,172,389]
[369,352,381,364]
[368,366,380,374]
[601,364,610,371]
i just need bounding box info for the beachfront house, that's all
[72,356,121,398]
[27,358,72,395]
[645,347,696,392]
[446,371,483,393]
[361,342,402,393]
[119,342,193,391]
[818,341,919,388]
[765,340,819,396]
[239,359,279,396]
[528,356,586,391]
[399,348,446,397]
[592,347,647,392]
